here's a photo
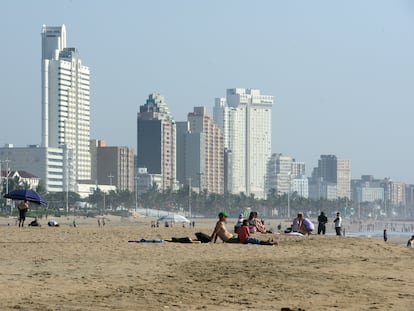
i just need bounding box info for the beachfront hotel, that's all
[137,94,176,191]
[213,88,273,199]
[41,25,91,190]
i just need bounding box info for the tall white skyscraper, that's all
[214,88,273,198]
[41,25,91,187]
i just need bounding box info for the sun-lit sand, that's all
[0,215,413,311]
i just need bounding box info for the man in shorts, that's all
[18,200,29,227]
[211,212,239,243]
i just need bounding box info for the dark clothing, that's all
[29,220,40,227]
[19,209,27,221]
[318,223,326,235]
[317,214,328,235]
[335,226,342,236]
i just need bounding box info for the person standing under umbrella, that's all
[18,200,29,227]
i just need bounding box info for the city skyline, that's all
[1,1,414,184]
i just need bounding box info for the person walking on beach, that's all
[211,212,239,243]
[383,229,388,242]
[317,212,328,235]
[17,200,29,227]
[333,212,342,236]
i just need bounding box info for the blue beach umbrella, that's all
[4,189,48,205]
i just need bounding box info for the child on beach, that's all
[237,220,278,246]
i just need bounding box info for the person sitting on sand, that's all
[28,217,41,227]
[237,220,278,246]
[299,217,315,235]
[291,213,304,233]
[211,212,239,243]
[248,211,270,233]
[234,213,244,233]
[407,235,414,248]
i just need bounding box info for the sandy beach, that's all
[0,215,413,311]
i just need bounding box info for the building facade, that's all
[90,140,135,192]
[137,94,176,190]
[214,88,273,198]
[266,153,308,198]
[0,145,65,192]
[186,107,224,194]
[41,24,91,186]
[310,155,351,200]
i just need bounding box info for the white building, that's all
[0,145,65,192]
[293,175,309,199]
[41,24,91,187]
[266,153,308,198]
[356,187,384,203]
[214,88,273,198]
[136,167,163,195]
[266,153,293,196]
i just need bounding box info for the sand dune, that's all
[0,216,413,310]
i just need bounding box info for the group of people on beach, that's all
[211,210,347,245]
[211,211,278,245]
[15,200,61,227]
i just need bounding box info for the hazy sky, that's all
[1,0,414,183]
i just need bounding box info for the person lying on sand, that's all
[237,220,278,246]
[48,219,60,227]
[211,212,239,243]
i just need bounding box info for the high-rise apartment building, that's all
[266,153,308,198]
[137,94,176,190]
[310,155,351,199]
[186,107,224,194]
[266,153,293,196]
[90,140,135,192]
[175,121,189,185]
[214,88,273,198]
[337,159,351,198]
[41,25,91,189]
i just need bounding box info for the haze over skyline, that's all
[1,0,414,183]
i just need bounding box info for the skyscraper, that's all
[41,25,91,188]
[137,94,176,190]
[310,155,351,199]
[187,107,224,194]
[214,88,273,198]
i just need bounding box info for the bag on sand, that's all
[195,232,212,243]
